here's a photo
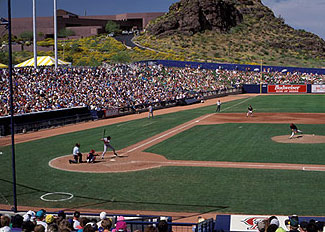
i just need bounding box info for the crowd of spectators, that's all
[1,210,324,232]
[0,64,324,117]
[256,215,324,232]
[0,209,170,232]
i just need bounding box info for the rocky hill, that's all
[147,0,243,36]
[136,0,325,68]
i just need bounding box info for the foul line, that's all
[121,96,256,156]
[129,160,325,172]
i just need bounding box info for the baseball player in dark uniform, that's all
[247,105,253,117]
[289,123,303,139]
[216,100,221,112]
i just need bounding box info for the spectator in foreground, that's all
[289,218,300,232]
[299,221,308,232]
[11,214,23,232]
[112,216,127,232]
[35,210,47,232]
[98,219,112,232]
[157,220,168,232]
[72,211,81,231]
[58,219,73,232]
[0,215,11,232]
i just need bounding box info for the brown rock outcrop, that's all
[147,0,243,36]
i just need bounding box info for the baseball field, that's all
[0,94,325,216]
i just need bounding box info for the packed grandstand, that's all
[0,210,324,232]
[0,64,324,117]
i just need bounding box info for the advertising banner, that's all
[268,85,307,93]
[311,85,325,93]
[104,108,119,117]
[215,215,325,232]
[229,215,287,232]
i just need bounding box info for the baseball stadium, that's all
[1,0,325,231]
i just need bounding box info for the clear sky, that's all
[0,0,324,39]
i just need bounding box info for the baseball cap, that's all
[57,210,66,219]
[99,212,107,220]
[26,210,35,217]
[36,210,45,218]
[270,218,280,227]
[74,211,81,218]
[46,215,55,224]
[23,214,31,222]
[290,218,299,227]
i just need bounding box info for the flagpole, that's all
[54,0,58,69]
[33,0,37,68]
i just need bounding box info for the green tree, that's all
[18,31,33,51]
[105,21,120,34]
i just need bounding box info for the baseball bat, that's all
[103,129,106,138]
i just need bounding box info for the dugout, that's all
[0,107,92,136]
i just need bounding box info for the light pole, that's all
[33,0,37,68]
[54,0,58,68]
[7,0,18,213]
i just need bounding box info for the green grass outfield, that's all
[146,123,325,164]
[0,94,325,215]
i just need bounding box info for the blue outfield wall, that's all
[138,60,325,74]
[242,84,313,93]
[242,84,268,93]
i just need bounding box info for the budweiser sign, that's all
[268,85,307,93]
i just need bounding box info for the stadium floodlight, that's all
[54,0,58,69]
[33,0,37,68]
[6,0,18,213]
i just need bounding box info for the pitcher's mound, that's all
[272,134,325,144]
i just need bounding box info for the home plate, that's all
[110,159,116,162]
[118,155,128,157]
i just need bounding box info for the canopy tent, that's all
[15,56,71,67]
[0,63,8,68]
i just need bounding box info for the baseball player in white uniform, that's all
[148,105,154,118]
[101,136,118,159]
[69,143,83,164]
